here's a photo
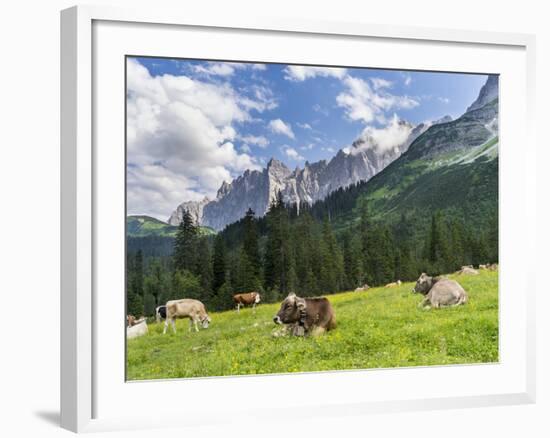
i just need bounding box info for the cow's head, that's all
[273,293,305,325]
[127,315,136,328]
[412,273,433,295]
[201,314,211,329]
[254,293,261,304]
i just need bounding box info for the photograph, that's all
[125,56,499,380]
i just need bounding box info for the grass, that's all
[127,270,498,380]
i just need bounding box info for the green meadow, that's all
[127,270,498,380]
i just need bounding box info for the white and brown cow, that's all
[233,292,261,313]
[412,273,468,309]
[127,318,148,339]
[127,314,145,328]
[163,299,211,334]
[155,305,167,324]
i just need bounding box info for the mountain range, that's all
[167,111,460,230]
[130,74,498,247]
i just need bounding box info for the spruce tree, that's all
[264,192,291,296]
[173,210,198,273]
[196,237,213,299]
[343,229,364,289]
[243,208,261,280]
[212,234,227,293]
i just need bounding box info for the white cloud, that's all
[283,66,347,81]
[297,122,312,130]
[404,74,412,86]
[438,97,450,104]
[350,114,413,155]
[336,75,419,124]
[191,61,268,77]
[126,58,266,220]
[282,146,305,161]
[193,62,237,77]
[240,135,269,148]
[268,118,295,139]
[240,84,278,112]
[322,147,336,153]
[300,143,315,151]
[370,77,392,90]
[240,144,252,153]
[313,103,329,116]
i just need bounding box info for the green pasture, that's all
[127,270,498,380]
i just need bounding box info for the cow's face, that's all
[413,273,432,294]
[273,293,304,324]
[254,293,261,304]
[201,315,211,329]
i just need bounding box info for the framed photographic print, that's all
[61,5,536,433]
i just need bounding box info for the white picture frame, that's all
[60,4,537,433]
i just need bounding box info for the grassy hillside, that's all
[127,215,216,238]
[127,270,498,380]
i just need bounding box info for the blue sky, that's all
[126,56,488,220]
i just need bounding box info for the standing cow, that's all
[163,299,211,334]
[233,292,261,313]
[155,305,167,324]
[412,273,468,309]
[273,293,336,336]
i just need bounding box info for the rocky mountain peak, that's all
[217,181,232,199]
[466,75,499,113]
[267,157,286,169]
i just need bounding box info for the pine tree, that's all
[127,250,144,316]
[488,212,498,263]
[171,270,202,301]
[358,197,373,282]
[449,219,466,271]
[212,234,227,293]
[264,192,292,296]
[196,237,213,299]
[427,211,450,273]
[343,229,364,289]
[242,208,261,280]
[235,246,261,293]
[173,210,198,273]
[318,218,344,293]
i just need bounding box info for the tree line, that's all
[126,191,497,317]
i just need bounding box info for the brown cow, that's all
[163,299,211,334]
[273,293,336,337]
[233,292,261,313]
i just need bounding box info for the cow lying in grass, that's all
[273,293,336,337]
[385,280,402,288]
[127,315,145,328]
[127,319,148,339]
[456,265,479,275]
[163,298,211,334]
[412,273,468,309]
[233,292,261,313]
